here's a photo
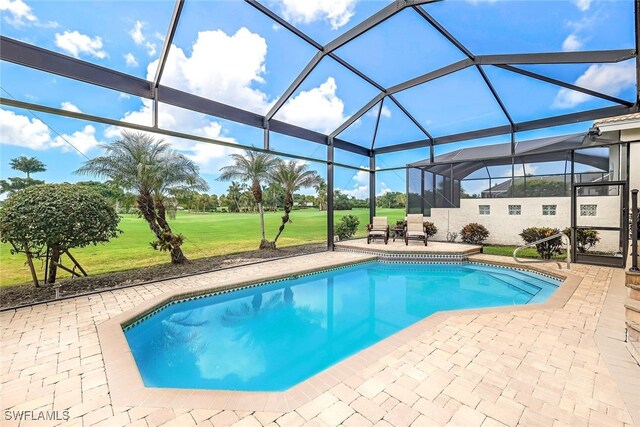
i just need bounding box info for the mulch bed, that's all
[0,244,326,310]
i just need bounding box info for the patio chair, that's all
[367,217,389,244]
[405,214,427,246]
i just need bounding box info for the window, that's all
[580,204,597,216]
[508,205,521,215]
[542,205,556,216]
[479,205,490,215]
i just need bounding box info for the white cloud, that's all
[0,0,35,26]
[118,93,131,100]
[562,34,582,52]
[107,27,348,169]
[152,28,270,114]
[0,108,98,155]
[278,77,346,134]
[0,0,57,28]
[365,104,391,120]
[145,42,157,56]
[60,101,81,113]
[104,99,238,173]
[129,20,145,45]
[54,30,107,59]
[51,125,100,155]
[0,108,51,150]
[572,0,591,11]
[129,20,157,56]
[278,0,356,30]
[124,52,139,67]
[553,61,635,108]
[338,168,369,199]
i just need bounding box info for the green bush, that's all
[520,227,563,259]
[335,215,360,240]
[460,223,489,245]
[562,227,600,253]
[424,221,438,238]
[0,183,121,283]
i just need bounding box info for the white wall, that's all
[627,139,640,194]
[429,196,621,251]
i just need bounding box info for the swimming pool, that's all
[124,261,560,391]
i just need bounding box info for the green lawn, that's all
[482,244,567,260]
[0,208,405,286]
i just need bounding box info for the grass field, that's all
[1,208,406,286]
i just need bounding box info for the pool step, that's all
[481,270,542,296]
[465,264,556,290]
[626,321,640,365]
[625,298,640,325]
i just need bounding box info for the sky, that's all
[0,0,636,199]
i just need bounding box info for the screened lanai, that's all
[0,0,639,246]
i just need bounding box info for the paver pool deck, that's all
[1,251,639,426]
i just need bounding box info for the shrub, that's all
[460,223,489,245]
[520,227,563,259]
[0,183,121,284]
[424,221,438,238]
[446,231,458,242]
[335,215,360,240]
[562,227,600,253]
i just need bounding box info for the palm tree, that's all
[314,178,327,211]
[225,182,243,213]
[10,156,46,178]
[218,151,279,249]
[76,131,208,264]
[269,161,322,247]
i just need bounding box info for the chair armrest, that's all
[366,224,373,231]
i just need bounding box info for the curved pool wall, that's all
[124,261,560,392]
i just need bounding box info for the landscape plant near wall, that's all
[460,223,490,245]
[562,227,600,253]
[335,215,360,240]
[424,221,438,239]
[520,227,563,259]
[0,183,121,285]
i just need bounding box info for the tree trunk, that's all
[47,245,61,284]
[23,242,39,287]
[155,197,188,264]
[272,192,293,245]
[137,194,187,264]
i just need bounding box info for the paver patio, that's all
[1,251,639,426]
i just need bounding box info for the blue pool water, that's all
[124,262,560,391]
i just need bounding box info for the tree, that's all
[225,182,242,213]
[218,151,279,249]
[264,183,284,211]
[315,179,327,211]
[210,194,219,210]
[0,156,47,194]
[334,190,353,210]
[75,180,125,209]
[76,131,208,264]
[268,161,322,247]
[10,156,46,178]
[0,177,45,194]
[0,184,121,285]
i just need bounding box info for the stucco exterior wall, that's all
[430,196,622,251]
[628,140,640,194]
